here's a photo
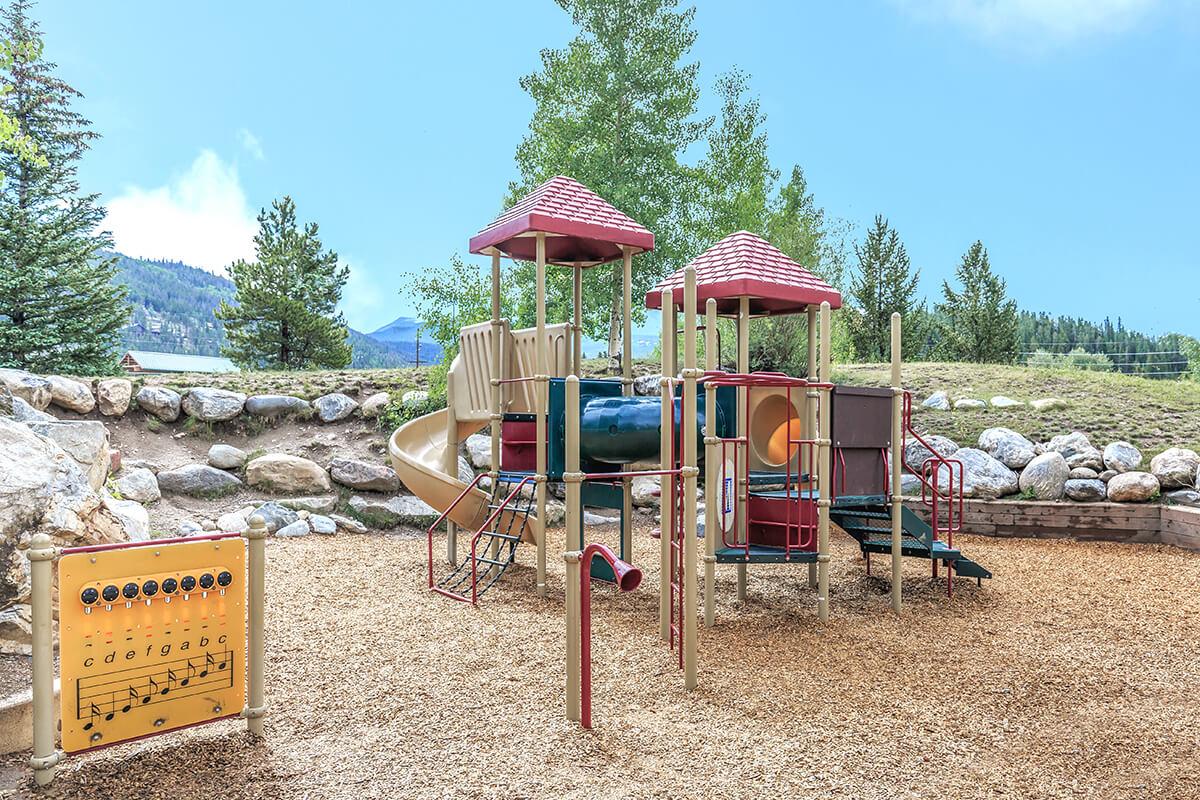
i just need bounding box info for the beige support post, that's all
[658,288,674,641]
[564,550,581,722]
[806,305,819,590]
[621,247,634,565]
[682,267,699,690]
[243,515,267,735]
[572,266,583,376]
[27,533,60,787]
[566,376,582,551]
[489,253,503,571]
[890,313,904,614]
[535,233,548,596]
[445,374,458,565]
[564,378,583,720]
[817,302,833,622]
[703,298,718,627]
[735,297,750,601]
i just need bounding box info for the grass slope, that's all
[836,361,1200,458]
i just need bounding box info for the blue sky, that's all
[37,0,1200,339]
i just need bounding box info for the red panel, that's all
[645,230,842,313]
[500,419,538,473]
[469,176,654,265]
[747,494,818,550]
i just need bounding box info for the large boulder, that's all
[0,418,130,607]
[989,395,1023,408]
[1069,467,1098,480]
[633,374,663,397]
[182,388,246,422]
[1031,398,1067,412]
[1166,489,1200,508]
[1064,479,1106,502]
[1,387,54,423]
[631,475,661,507]
[1102,441,1142,474]
[313,393,358,423]
[135,387,182,422]
[936,448,1019,499]
[903,434,959,472]
[921,391,951,411]
[0,369,51,410]
[1044,431,1104,472]
[207,444,248,470]
[46,376,95,414]
[114,467,160,504]
[1106,471,1159,503]
[1044,431,1095,460]
[275,520,311,538]
[1149,447,1199,489]
[96,378,132,417]
[954,398,986,410]
[1018,452,1069,500]
[157,464,243,497]
[348,494,439,529]
[278,495,338,514]
[245,454,332,494]
[102,496,150,542]
[24,421,110,490]
[464,434,491,470]
[309,514,337,535]
[249,501,299,533]
[244,394,310,418]
[977,427,1035,469]
[360,392,390,419]
[329,458,401,493]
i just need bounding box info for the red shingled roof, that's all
[469,176,654,266]
[645,231,842,314]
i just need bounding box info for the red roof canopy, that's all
[645,231,842,314]
[468,176,655,266]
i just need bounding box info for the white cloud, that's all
[103,150,258,273]
[237,128,264,161]
[338,257,393,333]
[896,0,1159,42]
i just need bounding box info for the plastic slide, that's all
[388,408,536,543]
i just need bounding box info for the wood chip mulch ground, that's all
[2,524,1197,799]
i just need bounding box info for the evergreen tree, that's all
[847,216,922,362]
[216,196,351,370]
[938,240,1018,363]
[509,0,709,370]
[0,0,128,373]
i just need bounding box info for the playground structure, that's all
[387,175,991,701]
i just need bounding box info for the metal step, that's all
[714,545,818,564]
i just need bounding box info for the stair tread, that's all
[715,545,818,564]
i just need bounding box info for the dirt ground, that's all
[1,525,1197,799]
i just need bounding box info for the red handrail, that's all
[461,475,536,605]
[427,472,488,591]
[901,392,964,546]
[578,543,643,730]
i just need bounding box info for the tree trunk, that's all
[606,264,621,374]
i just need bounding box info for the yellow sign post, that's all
[28,517,268,786]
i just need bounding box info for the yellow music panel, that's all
[58,536,246,753]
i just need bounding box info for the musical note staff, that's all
[75,649,235,729]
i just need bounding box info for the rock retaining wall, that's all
[902,497,1200,551]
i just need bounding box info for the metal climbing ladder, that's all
[426,473,536,604]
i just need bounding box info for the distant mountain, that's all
[368,316,442,365]
[111,253,431,369]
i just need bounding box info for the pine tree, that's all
[0,0,128,373]
[847,216,922,362]
[938,240,1018,363]
[509,0,709,369]
[216,196,351,370]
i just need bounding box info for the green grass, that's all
[834,361,1200,459]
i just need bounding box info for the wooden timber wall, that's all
[902,498,1200,552]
